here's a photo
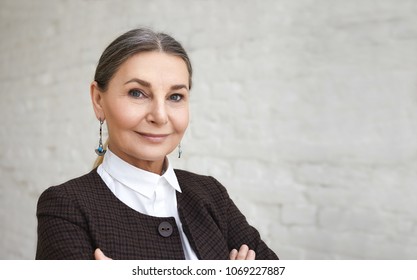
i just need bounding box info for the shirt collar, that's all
[101,149,182,198]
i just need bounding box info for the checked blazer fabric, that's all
[36,168,279,260]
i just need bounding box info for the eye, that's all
[128,89,145,98]
[169,93,183,102]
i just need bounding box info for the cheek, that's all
[105,101,141,130]
[173,109,189,133]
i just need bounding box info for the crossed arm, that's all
[94,245,256,260]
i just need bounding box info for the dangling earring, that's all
[178,143,182,158]
[95,119,106,156]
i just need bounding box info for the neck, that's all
[137,158,168,175]
[108,148,167,175]
[130,158,168,175]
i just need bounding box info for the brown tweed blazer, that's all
[36,168,278,260]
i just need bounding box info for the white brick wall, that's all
[1,0,417,259]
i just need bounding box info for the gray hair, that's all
[94,28,192,91]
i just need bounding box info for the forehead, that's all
[114,51,189,85]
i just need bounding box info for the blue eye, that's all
[170,94,183,102]
[129,89,145,98]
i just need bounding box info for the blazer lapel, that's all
[175,170,229,260]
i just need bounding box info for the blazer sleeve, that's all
[209,176,279,260]
[36,186,94,259]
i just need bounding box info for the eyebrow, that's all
[125,78,189,91]
[170,84,189,91]
[125,78,151,88]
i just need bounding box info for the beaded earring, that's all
[178,143,182,158]
[95,119,106,156]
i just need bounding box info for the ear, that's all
[90,81,105,120]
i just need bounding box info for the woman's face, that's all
[91,51,190,170]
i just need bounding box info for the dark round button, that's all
[158,221,173,237]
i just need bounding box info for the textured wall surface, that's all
[1,0,417,259]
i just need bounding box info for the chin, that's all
[136,151,170,162]
[123,144,175,162]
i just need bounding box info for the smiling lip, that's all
[137,132,170,143]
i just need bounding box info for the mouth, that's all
[136,132,170,143]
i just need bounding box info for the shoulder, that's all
[37,169,103,214]
[174,169,224,189]
[174,169,215,183]
[174,169,230,200]
[40,169,100,196]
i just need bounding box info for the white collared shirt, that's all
[96,149,198,260]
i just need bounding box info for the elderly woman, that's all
[35,28,278,260]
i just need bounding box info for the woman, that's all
[36,28,278,260]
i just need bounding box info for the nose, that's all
[146,99,168,125]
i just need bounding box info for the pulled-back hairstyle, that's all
[95,28,192,91]
[92,28,192,168]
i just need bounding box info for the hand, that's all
[229,244,256,260]
[94,248,112,260]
